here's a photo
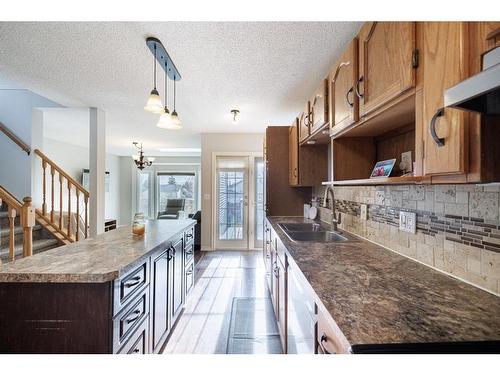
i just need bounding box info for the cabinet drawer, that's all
[317,307,349,354]
[185,241,194,265]
[117,315,149,354]
[185,260,195,297]
[113,260,149,315]
[113,288,150,350]
[184,226,195,244]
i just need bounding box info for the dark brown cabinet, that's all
[151,249,170,353]
[170,237,184,323]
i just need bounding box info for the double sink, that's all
[278,222,356,243]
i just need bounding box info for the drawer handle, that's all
[345,87,354,108]
[273,266,279,277]
[186,233,193,238]
[320,333,334,354]
[186,269,193,276]
[429,107,445,147]
[355,76,364,99]
[125,309,142,323]
[133,348,140,354]
[186,249,193,255]
[124,276,141,288]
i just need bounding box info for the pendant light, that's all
[144,43,163,114]
[170,74,182,128]
[157,59,175,129]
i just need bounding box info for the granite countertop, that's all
[267,216,500,346]
[0,219,196,283]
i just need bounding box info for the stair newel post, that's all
[42,159,47,216]
[8,205,16,261]
[84,194,89,239]
[67,181,71,239]
[50,166,55,224]
[75,189,80,241]
[21,197,35,258]
[59,173,63,230]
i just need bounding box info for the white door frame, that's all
[211,151,263,251]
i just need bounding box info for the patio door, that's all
[215,156,249,249]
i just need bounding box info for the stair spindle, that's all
[42,160,47,216]
[76,190,80,241]
[8,206,16,261]
[84,195,89,239]
[59,174,63,230]
[67,181,71,238]
[21,197,34,257]
[50,166,55,224]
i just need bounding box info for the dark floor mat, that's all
[226,297,283,354]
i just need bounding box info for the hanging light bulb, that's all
[170,75,182,128]
[144,43,163,114]
[157,59,174,128]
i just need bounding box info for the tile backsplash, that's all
[312,184,500,295]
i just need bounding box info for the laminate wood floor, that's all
[162,250,282,354]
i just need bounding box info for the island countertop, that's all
[267,216,500,346]
[0,219,196,283]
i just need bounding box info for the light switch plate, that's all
[399,211,416,234]
[360,204,368,220]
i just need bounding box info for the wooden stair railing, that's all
[0,122,31,155]
[34,149,89,243]
[0,186,35,261]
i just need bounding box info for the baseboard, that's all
[201,245,212,251]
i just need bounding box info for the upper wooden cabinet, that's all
[289,123,299,186]
[289,118,328,187]
[421,22,469,176]
[310,79,329,134]
[330,38,359,133]
[298,106,310,143]
[357,22,416,117]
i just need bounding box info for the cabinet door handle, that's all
[355,76,364,99]
[273,266,279,277]
[186,268,193,276]
[124,276,141,288]
[125,309,142,323]
[320,333,334,354]
[345,87,354,108]
[429,107,445,147]
[132,348,140,354]
[186,233,193,238]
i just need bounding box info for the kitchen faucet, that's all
[323,185,341,231]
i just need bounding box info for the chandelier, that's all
[132,142,155,170]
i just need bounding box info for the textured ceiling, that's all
[0,22,361,155]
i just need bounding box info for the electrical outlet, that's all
[399,211,416,234]
[360,204,368,220]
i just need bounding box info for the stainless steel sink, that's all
[285,231,348,242]
[278,222,351,243]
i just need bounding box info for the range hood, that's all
[444,46,500,115]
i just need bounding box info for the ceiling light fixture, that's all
[169,74,182,129]
[132,142,155,170]
[231,109,240,124]
[157,59,175,129]
[144,43,163,114]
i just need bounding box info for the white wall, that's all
[43,138,122,223]
[200,133,264,250]
[0,88,61,200]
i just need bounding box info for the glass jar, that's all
[132,213,146,235]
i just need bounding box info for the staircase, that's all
[0,201,61,262]
[0,122,90,264]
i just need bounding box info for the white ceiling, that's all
[0,22,361,155]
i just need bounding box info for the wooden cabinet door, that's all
[289,121,299,186]
[310,79,329,134]
[170,238,184,322]
[358,22,416,117]
[299,105,310,143]
[151,249,170,353]
[331,38,359,134]
[277,255,287,352]
[422,22,469,175]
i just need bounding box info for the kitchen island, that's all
[0,219,196,354]
[265,216,500,354]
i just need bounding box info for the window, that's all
[157,172,197,215]
[138,172,151,218]
[218,170,245,240]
